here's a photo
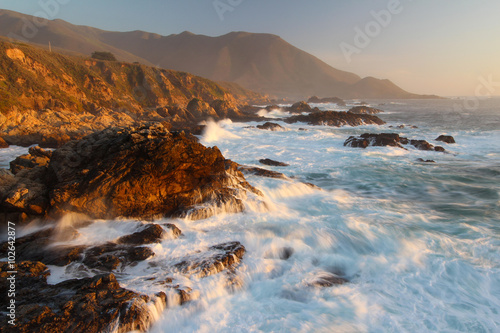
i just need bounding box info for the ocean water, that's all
[3,98,500,332]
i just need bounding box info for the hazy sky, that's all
[1,0,499,96]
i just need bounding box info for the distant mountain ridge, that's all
[0,9,440,99]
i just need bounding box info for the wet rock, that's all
[0,136,9,148]
[0,268,161,333]
[436,135,456,144]
[347,106,383,114]
[117,224,166,245]
[48,124,258,220]
[285,111,385,127]
[409,139,435,151]
[344,133,403,148]
[309,272,348,287]
[256,122,285,131]
[10,146,52,174]
[259,158,289,167]
[279,247,294,260]
[238,165,287,179]
[82,243,155,271]
[163,223,182,238]
[416,158,436,163]
[434,146,446,152]
[175,241,246,278]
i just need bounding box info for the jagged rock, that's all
[285,111,385,127]
[210,99,241,118]
[175,241,246,278]
[344,133,403,148]
[287,101,312,113]
[256,122,285,131]
[10,146,52,174]
[307,96,346,106]
[186,98,218,119]
[117,224,166,245]
[436,135,456,144]
[347,106,383,114]
[238,166,287,179]
[0,136,8,148]
[162,223,183,238]
[259,158,289,167]
[0,267,162,333]
[47,124,258,220]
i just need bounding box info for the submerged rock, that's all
[259,158,289,167]
[309,272,348,287]
[436,135,456,144]
[238,165,287,179]
[175,241,246,278]
[345,133,446,153]
[256,122,285,131]
[285,111,385,127]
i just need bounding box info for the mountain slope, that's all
[0,9,439,99]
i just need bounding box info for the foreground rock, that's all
[0,124,259,223]
[436,135,456,144]
[259,158,289,167]
[345,133,446,152]
[0,263,163,333]
[347,106,384,114]
[285,111,385,127]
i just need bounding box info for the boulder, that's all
[344,133,403,148]
[186,98,218,119]
[436,135,456,144]
[287,101,312,113]
[256,122,285,131]
[285,111,385,127]
[47,124,258,220]
[117,224,166,245]
[347,106,384,114]
[210,99,241,118]
[259,158,289,167]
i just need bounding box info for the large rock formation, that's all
[285,111,385,127]
[0,124,259,223]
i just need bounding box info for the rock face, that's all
[48,124,258,220]
[436,135,456,144]
[0,263,163,333]
[285,111,385,127]
[256,122,286,131]
[347,106,383,114]
[345,133,446,152]
[259,158,289,167]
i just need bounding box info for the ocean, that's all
[2,98,499,332]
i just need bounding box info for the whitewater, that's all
[2,98,499,332]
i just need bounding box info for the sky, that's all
[0,0,499,96]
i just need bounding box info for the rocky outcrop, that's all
[286,101,313,113]
[47,124,258,220]
[285,111,385,127]
[0,124,259,224]
[307,96,346,106]
[436,135,456,144]
[0,264,164,333]
[345,133,446,152]
[256,122,286,131]
[259,158,289,167]
[187,98,218,119]
[347,106,383,114]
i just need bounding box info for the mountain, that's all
[0,9,439,99]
